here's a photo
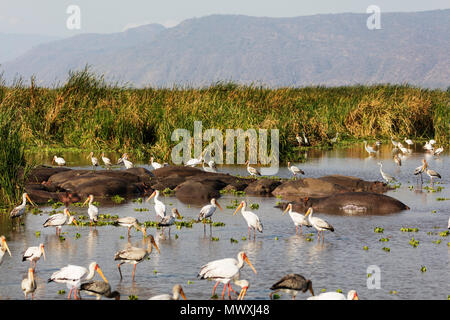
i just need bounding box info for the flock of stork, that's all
[1,136,446,301]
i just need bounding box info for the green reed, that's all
[0,70,448,164]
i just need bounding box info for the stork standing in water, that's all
[48,261,108,300]
[282,203,311,235]
[52,155,66,166]
[197,198,223,234]
[245,160,261,177]
[308,290,359,300]
[422,160,442,184]
[80,281,120,300]
[146,190,166,223]
[363,141,377,156]
[432,146,444,156]
[404,137,413,146]
[391,137,399,148]
[21,268,37,300]
[413,159,427,184]
[148,284,187,300]
[158,208,182,237]
[10,193,36,221]
[43,208,78,236]
[377,162,396,183]
[87,152,99,170]
[22,243,46,270]
[233,201,263,239]
[101,152,112,169]
[0,236,12,265]
[83,194,98,230]
[269,274,315,300]
[113,216,146,238]
[304,207,334,242]
[198,251,256,300]
[393,154,402,167]
[114,235,160,281]
[287,162,305,179]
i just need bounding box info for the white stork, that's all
[0,235,12,265]
[148,284,187,300]
[146,190,166,223]
[22,243,46,270]
[233,201,263,239]
[48,261,108,300]
[83,194,98,230]
[304,207,334,241]
[282,203,311,235]
[307,290,359,300]
[198,251,256,300]
[52,155,66,166]
[21,268,37,299]
[43,208,78,236]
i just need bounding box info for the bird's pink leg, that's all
[132,264,137,281]
[227,283,232,299]
[295,225,298,235]
[212,281,220,296]
[248,227,251,239]
[221,284,227,299]
[68,287,73,299]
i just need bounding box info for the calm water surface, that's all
[0,143,448,300]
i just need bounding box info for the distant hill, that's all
[2,10,449,88]
[0,33,60,64]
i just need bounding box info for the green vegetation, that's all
[0,106,33,207]
[374,227,384,233]
[0,70,447,165]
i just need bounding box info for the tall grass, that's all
[0,105,32,207]
[0,70,448,163]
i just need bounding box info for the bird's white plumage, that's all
[53,155,66,166]
[307,290,358,300]
[150,157,163,170]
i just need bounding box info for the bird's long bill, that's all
[304,207,313,217]
[3,240,11,256]
[25,194,36,207]
[95,265,108,284]
[142,227,147,238]
[30,269,35,283]
[146,191,156,202]
[151,237,160,253]
[353,293,359,300]
[83,197,90,206]
[175,209,182,219]
[233,203,243,216]
[282,204,291,216]
[72,218,79,229]
[244,256,257,274]
[215,201,223,211]
[41,246,46,261]
[180,288,187,300]
[238,287,248,300]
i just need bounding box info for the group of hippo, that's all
[24,165,409,215]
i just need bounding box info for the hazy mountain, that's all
[0,33,60,64]
[2,10,449,88]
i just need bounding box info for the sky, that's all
[1,0,449,36]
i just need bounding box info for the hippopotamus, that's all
[277,192,410,215]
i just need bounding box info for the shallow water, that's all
[1,143,449,300]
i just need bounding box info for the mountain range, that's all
[1,10,449,88]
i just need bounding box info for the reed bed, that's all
[0,70,448,164]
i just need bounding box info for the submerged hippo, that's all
[278,192,410,215]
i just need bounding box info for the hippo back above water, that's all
[280,192,410,215]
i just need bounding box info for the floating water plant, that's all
[111,195,125,204]
[379,237,389,242]
[420,266,427,272]
[35,231,41,238]
[400,227,419,232]
[409,237,420,247]
[128,295,138,300]
[382,247,390,252]
[363,246,369,250]
[249,203,259,210]
[374,227,384,233]
[230,238,238,243]
[211,237,219,241]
